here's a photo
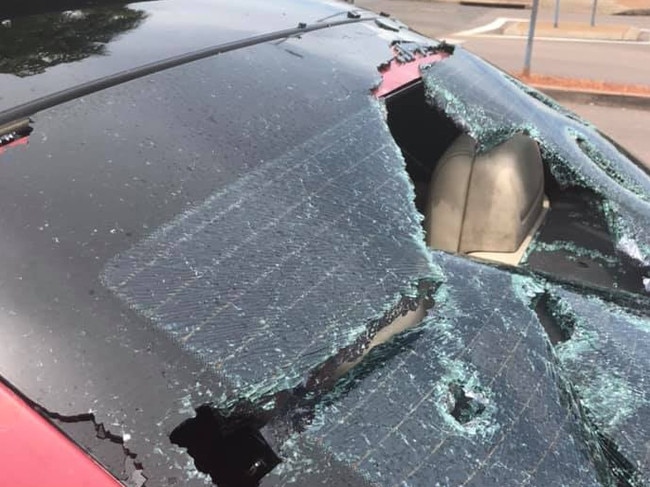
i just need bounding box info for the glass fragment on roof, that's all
[102,104,435,402]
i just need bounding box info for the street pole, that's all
[554,0,560,27]
[590,0,598,26]
[523,0,540,76]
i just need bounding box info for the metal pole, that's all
[523,0,540,76]
[590,0,598,26]
[554,0,560,27]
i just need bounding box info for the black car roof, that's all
[0,0,366,113]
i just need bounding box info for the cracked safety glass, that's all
[270,257,614,486]
[102,104,435,403]
[417,47,650,294]
[88,33,650,487]
[547,287,650,485]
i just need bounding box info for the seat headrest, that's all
[426,133,544,254]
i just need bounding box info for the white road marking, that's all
[450,17,650,45]
[463,34,650,44]
[452,17,523,37]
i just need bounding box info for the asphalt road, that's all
[463,37,650,85]
[356,0,498,36]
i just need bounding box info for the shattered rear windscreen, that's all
[270,257,612,486]
[92,33,650,486]
[549,286,650,483]
[102,105,434,401]
[4,9,650,485]
[420,47,650,268]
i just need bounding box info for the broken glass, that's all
[420,47,650,269]
[102,104,435,404]
[520,187,648,295]
[548,286,650,484]
[269,256,612,486]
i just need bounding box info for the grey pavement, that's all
[355,1,499,36]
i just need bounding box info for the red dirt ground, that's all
[515,72,650,97]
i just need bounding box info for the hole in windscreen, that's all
[170,405,280,487]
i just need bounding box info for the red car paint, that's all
[373,52,449,98]
[0,380,123,487]
[0,135,29,155]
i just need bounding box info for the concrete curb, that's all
[616,8,650,16]
[534,86,650,109]
[459,0,530,9]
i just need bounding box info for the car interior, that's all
[385,81,547,266]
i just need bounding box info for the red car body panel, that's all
[0,381,122,487]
